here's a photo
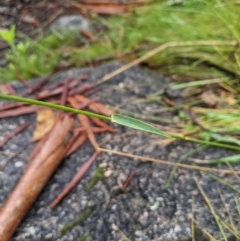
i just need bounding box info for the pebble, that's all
[50,15,91,34]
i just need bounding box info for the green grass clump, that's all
[0,30,77,82]
[1,0,240,82]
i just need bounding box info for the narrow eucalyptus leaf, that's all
[111,114,170,138]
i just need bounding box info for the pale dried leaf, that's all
[32,109,55,141]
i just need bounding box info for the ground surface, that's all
[0,62,240,241]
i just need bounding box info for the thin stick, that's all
[99,148,240,174]
[0,115,74,241]
[68,96,100,153]
[16,73,34,93]
[123,171,136,190]
[90,117,116,133]
[194,177,228,241]
[5,84,15,95]
[65,133,87,158]
[0,122,31,148]
[191,195,195,241]
[49,152,98,208]
[219,191,237,236]
[191,217,218,241]
[96,40,237,86]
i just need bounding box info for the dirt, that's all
[0,62,239,241]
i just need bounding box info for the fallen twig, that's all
[123,171,136,190]
[75,95,114,115]
[49,152,99,208]
[0,122,31,148]
[68,96,100,153]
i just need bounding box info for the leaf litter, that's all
[0,74,116,240]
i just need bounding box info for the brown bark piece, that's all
[0,114,74,241]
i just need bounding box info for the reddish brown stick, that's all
[78,115,100,153]
[21,74,51,97]
[5,84,16,95]
[60,80,69,106]
[75,95,114,115]
[69,83,95,96]
[0,75,89,112]
[45,74,88,93]
[65,132,88,158]
[0,115,74,241]
[90,117,116,133]
[123,171,136,190]
[0,105,42,118]
[0,100,61,118]
[0,102,27,112]
[80,29,95,41]
[49,152,98,208]
[37,78,79,99]
[0,122,31,148]
[77,97,99,109]
[68,97,100,153]
[16,73,34,92]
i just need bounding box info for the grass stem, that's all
[0,93,111,121]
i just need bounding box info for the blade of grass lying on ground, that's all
[235,197,240,217]
[169,77,229,90]
[191,154,240,165]
[2,93,240,152]
[190,216,219,241]
[194,177,228,241]
[0,93,110,121]
[205,172,240,195]
[219,191,239,239]
[166,145,207,188]
[111,114,170,138]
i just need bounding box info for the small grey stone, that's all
[50,15,91,34]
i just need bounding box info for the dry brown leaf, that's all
[32,109,55,141]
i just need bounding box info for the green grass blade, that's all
[206,172,240,195]
[200,155,240,165]
[166,145,207,188]
[111,114,171,138]
[0,93,111,121]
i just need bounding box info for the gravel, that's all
[0,62,240,241]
